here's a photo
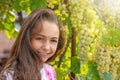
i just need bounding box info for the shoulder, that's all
[44,64,55,70]
[43,64,56,80]
[44,64,56,74]
[0,68,14,80]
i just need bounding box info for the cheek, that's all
[52,45,58,53]
[31,40,41,50]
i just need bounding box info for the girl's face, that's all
[31,20,59,63]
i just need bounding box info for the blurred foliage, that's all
[0,0,120,80]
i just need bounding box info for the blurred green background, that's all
[0,0,120,80]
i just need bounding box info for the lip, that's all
[38,53,48,56]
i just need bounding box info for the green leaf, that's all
[12,30,18,38]
[110,29,120,46]
[0,0,7,3]
[8,12,15,22]
[102,35,110,45]
[4,27,18,39]
[86,61,100,80]
[12,0,22,12]
[0,21,4,30]
[66,17,72,37]
[101,72,113,80]
[102,29,120,46]
[2,20,14,31]
[20,0,30,11]
[56,68,66,80]
[30,0,47,10]
[70,56,80,73]
[4,29,13,39]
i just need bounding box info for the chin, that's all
[41,59,48,63]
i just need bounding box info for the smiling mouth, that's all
[38,53,48,56]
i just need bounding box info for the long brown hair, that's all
[1,8,66,80]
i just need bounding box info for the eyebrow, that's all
[36,33,59,39]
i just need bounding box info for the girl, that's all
[0,8,66,80]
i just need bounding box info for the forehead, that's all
[32,20,59,38]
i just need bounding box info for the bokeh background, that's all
[0,0,120,80]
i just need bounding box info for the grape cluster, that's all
[96,44,112,74]
[69,0,83,29]
[110,46,120,80]
[96,44,120,80]
[69,0,102,65]
[55,4,68,21]
[46,0,60,9]
[69,0,101,62]
[78,24,100,63]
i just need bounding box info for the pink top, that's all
[4,64,56,80]
[41,64,56,80]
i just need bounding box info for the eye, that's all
[51,39,58,43]
[35,37,42,40]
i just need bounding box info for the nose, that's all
[42,41,51,51]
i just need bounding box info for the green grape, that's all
[68,0,102,66]
[96,44,111,75]
[46,0,60,9]
[69,0,83,29]
[78,26,99,64]
[55,4,68,21]
[96,44,120,80]
[109,46,120,80]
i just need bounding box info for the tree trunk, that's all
[70,27,76,80]
[57,37,71,68]
[17,11,23,25]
